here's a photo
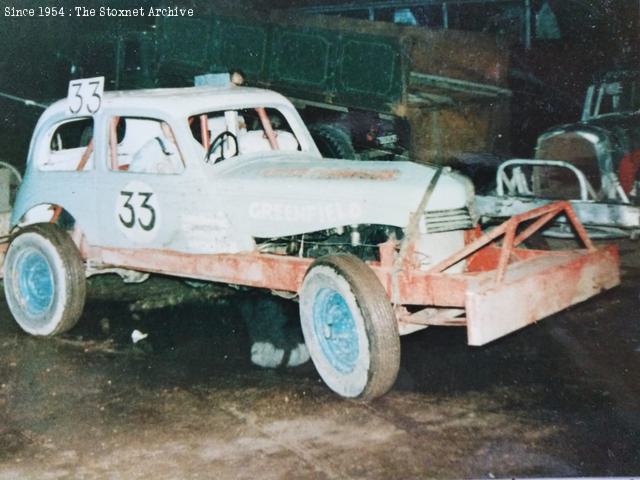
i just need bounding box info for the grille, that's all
[424,208,474,233]
[535,134,600,197]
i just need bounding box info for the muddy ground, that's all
[0,241,638,479]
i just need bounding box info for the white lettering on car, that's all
[248,201,363,223]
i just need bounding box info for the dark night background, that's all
[0,0,637,164]
[0,3,639,476]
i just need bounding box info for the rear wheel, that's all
[299,254,400,399]
[3,223,86,336]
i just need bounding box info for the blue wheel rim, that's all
[15,248,54,316]
[312,287,359,374]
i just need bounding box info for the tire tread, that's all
[308,254,400,400]
[308,123,357,159]
[6,223,85,336]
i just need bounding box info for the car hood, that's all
[206,153,475,238]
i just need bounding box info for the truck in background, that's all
[72,10,511,164]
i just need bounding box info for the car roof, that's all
[45,85,292,118]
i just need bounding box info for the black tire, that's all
[299,254,400,400]
[3,223,86,336]
[308,123,357,159]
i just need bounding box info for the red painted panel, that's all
[466,245,620,346]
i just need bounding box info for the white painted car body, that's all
[1,85,621,396]
[12,85,475,263]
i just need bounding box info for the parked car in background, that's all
[477,70,640,238]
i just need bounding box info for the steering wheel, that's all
[206,131,238,164]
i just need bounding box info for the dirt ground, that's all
[0,240,638,479]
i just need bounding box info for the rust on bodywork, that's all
[427,201,595,283]
[405,102,510,165]
[86,246,313,293]
[261,167,399,181]
[465,245,619,345]
[84,202,619,347]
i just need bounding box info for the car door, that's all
[94,112,198,251]
[12,114,99,242]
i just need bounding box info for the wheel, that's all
[299,254,400,399]
[308,123,357,159]
[3,223,86,336]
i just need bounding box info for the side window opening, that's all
[615,79,640,112]
[596,87,614,116]
[238,107,300,154]
[39,118,94,171]
[594,79,640,117]
[108,116,185,174]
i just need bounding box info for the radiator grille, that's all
[424,208,474,233]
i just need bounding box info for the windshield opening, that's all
[189,107,300,164]
[592,76,640,117]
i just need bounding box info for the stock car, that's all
[0,80,619,399]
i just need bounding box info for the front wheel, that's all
[3,223,86,336]
[299,254,400,400]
